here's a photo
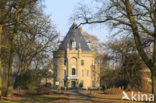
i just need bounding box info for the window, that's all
[72,68,76,75]
[87,41,91,49]
[72,41,76,49]
[64,59,67,66]
[82,70,84,77]
[87,70,89,77]
[81,60,84,66]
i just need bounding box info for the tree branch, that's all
[77,17,131,28]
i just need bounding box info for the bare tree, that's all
[73,0,156,99]
[0,0,43,97]
[14,6,58,75]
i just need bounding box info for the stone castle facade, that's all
[53,23,100,89]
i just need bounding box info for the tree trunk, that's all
[152,68,156,100]
[0,24,2,98]
[6,36,15,97]
[0,1,3,97]
[152,0,156,100]
[0,0,7,98]
[1,65,8,97]
[125,0,156,100]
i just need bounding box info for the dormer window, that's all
[72,41,76,49]
[87,40,91,49]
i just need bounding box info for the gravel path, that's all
[68,90,92,103]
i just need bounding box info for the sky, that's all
[43,0,110,42]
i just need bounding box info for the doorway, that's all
[71,81,76,88]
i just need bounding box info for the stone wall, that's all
[53,48,100,89]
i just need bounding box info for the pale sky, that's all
[43,0,110,42]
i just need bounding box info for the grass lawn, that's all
[0,93,69,103]
[0,90,150,103]
[88,91,148,103]
[89,93,146,103]
[0,101,24,103]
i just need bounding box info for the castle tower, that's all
[53,23,100,89]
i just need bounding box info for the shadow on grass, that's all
[75,90,145,103]
[23,94,68,103]
[1,92,69,103]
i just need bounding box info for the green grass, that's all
[0,94,68,103]
[0,100,24,103]
[42,94,67,98]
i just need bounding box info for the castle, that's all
[53,23,100,89]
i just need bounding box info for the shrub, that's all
[14,70,40,89]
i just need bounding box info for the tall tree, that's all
[106,37,147,91]
[73,0,156,100]
[0,0,39,97]
[14,4,58,75]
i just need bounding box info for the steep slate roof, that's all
[59,23,91,51]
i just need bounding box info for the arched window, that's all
[72,68,76,75]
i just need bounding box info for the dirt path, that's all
[68,90,92,103]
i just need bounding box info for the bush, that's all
[79,81,83,88]
[14,71,40,89]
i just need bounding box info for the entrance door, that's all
[71,81,76,88]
